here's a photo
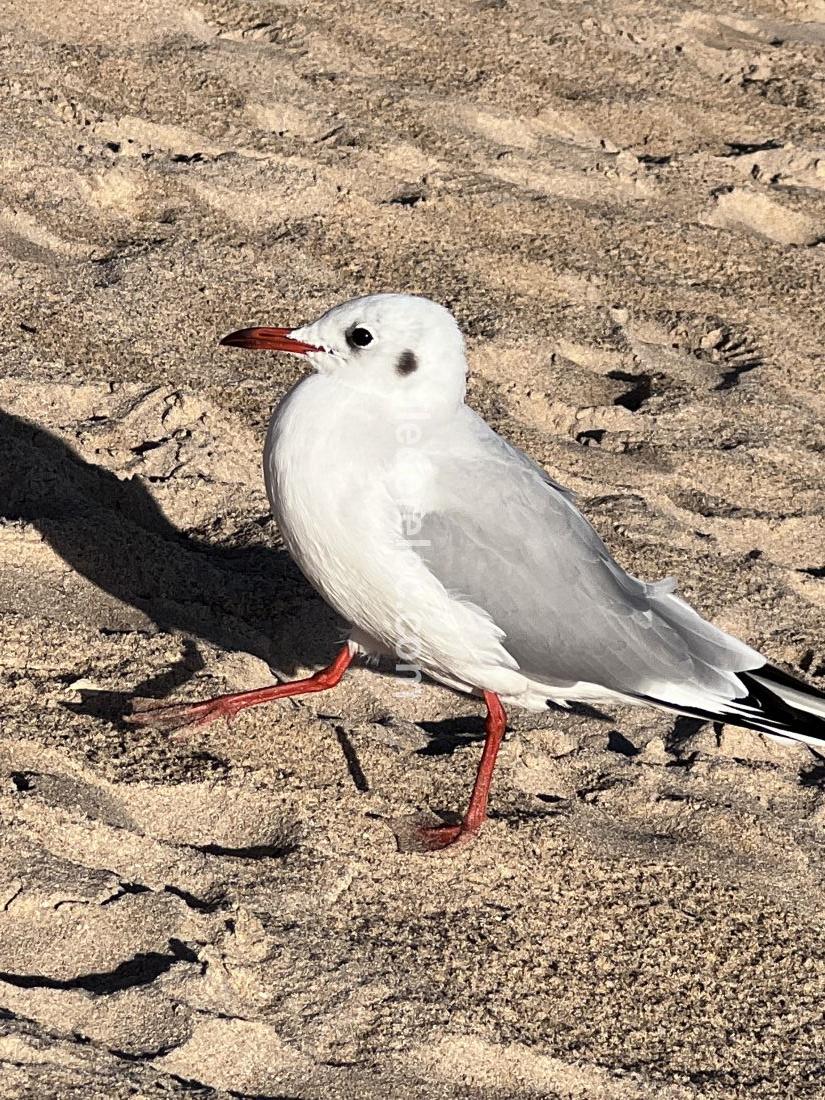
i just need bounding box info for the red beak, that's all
[220,326,321,355]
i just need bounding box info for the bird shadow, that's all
[0,407,340,718]
[415,716,487,757]
[800,757,825,788]
[416,698,616,757]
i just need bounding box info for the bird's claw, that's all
[392,815,477,855]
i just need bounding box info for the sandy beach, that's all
[0,0,824,1096]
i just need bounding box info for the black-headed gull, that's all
[130,294,825,852]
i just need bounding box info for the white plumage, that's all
[131,292,825,851]
[265,293,825,747]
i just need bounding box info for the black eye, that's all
[348,326,373,348]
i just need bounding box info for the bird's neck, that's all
[275,371,461,449]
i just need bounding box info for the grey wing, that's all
[415,414,761,705]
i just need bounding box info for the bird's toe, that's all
[391,814,477,856]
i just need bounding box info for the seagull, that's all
[130,293,825,852]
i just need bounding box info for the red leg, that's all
[127,644,354,732]
[407,691,507,854]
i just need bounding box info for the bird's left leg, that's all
[406,690,507,853]
[127,644,354,732]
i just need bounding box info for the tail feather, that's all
[639,663,825,749]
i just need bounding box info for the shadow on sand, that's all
[0,407,340,717]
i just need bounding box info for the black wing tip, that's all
[751,661,825,699]
[735,664,825,744]
[632,662,825,746]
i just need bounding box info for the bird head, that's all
[221,293,468,411]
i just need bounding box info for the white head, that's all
[221,293,468,411]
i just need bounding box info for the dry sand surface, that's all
[0,0,824,1096]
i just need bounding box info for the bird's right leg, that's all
[126,644,354,732]
[397,690,508,854]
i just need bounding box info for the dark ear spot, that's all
[396,350,418,376]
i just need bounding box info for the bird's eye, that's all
[348,326,373,348]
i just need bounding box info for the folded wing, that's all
[413,410,762,711]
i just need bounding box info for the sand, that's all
[0,0,824,1096]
